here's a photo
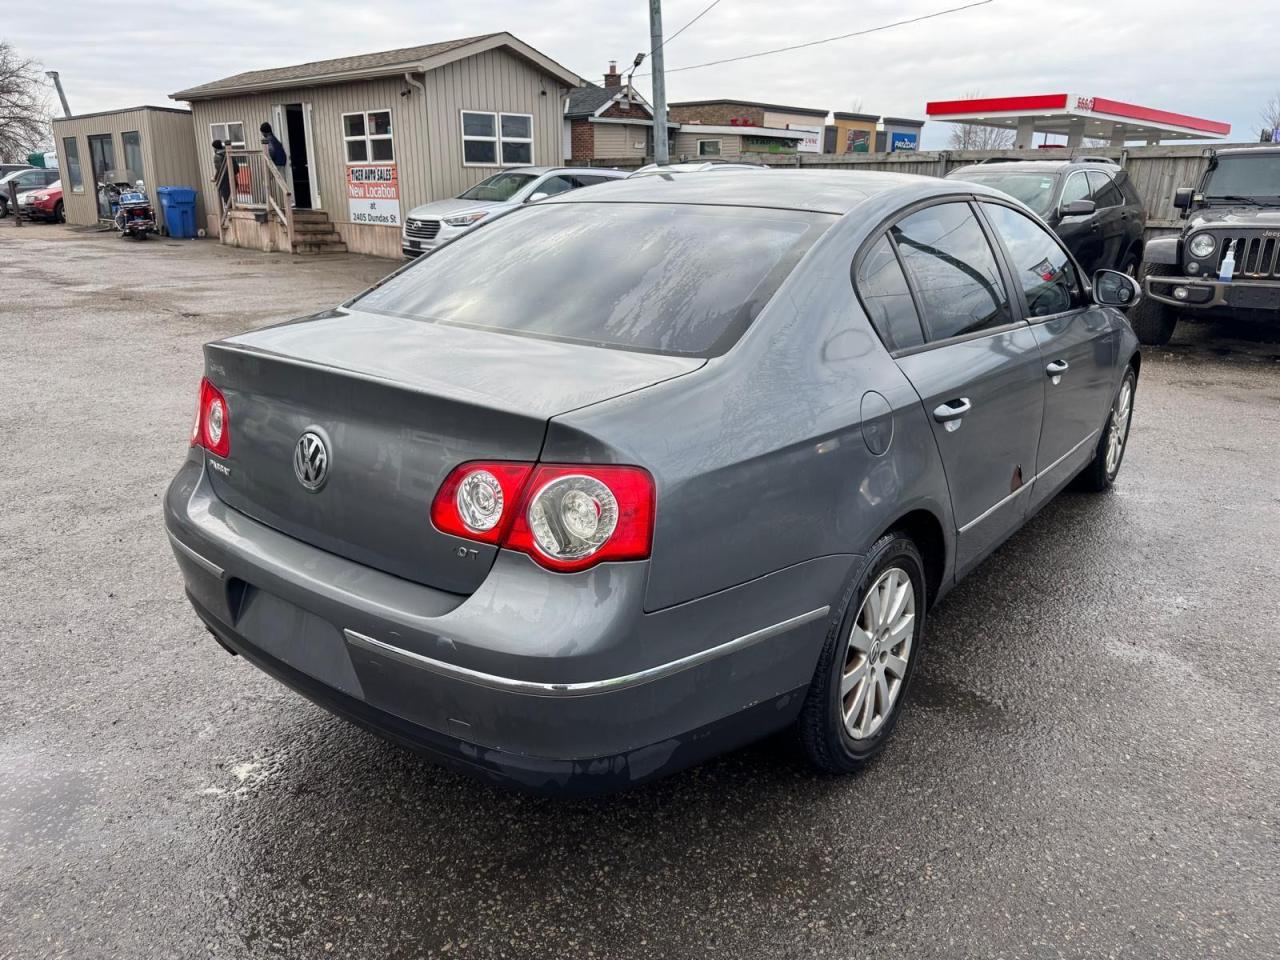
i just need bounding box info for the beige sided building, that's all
[171,32,580,258]
[50,106,204,232]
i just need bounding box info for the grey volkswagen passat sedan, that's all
[166,172,1142,795]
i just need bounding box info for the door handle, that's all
[933,398,972,431]
[1046,359,1070,376]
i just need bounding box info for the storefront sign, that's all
[346,163,401,226]
[890,132,918,152]
[788,124,823,154]
[847,129,871,154]
[742,136,797,155]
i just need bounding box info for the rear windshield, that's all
[953,172,1059,216]
[354,202,833,356]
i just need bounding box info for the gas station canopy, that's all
[925,94,1231,147]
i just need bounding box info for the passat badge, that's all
[293,431,330,491]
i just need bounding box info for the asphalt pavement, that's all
[2,224,1277,959]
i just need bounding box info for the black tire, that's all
[0,199,8,218]
[1129,261,1178,345]
[1076,366,1137,492]
[797,532,927,774]
[54,200,64,223]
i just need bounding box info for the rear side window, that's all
[855,236,924,351]
[982,203,1084,317]
[355,203,832,356]
[1087,171,1124,208]
[890,202,1012,342]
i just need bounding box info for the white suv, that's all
[401,166,627,258]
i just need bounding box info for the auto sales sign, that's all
[346,163,401,226]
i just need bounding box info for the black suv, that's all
[946,157,1147,276]
[1131,146,1280,344]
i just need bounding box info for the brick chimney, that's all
[604,61,621,88]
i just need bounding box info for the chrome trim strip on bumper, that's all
[343,606,830,699]
[167,531,225,579]
[958,429,1099,535]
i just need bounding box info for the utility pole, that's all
[46,71,72,118]
[648,0,669,164]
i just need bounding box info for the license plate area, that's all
[234,583,365,699]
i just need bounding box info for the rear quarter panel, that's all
[545,198,956,612]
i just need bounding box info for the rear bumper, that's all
[1144,274,1280,313]
[164,456,849,794]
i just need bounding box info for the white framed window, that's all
[343,110,394,163]
[461,111,534,166]
[210,121,246,148]
[697,139,722,157]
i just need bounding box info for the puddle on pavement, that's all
[910,672,1007,723]
[0,760,92,846]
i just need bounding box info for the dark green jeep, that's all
[1132,146,1280,344]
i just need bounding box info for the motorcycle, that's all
[107,179,156,240]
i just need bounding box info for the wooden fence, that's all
[591,142,1272,241]
[748,142,1277,236]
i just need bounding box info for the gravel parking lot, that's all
[2,224,1278,959]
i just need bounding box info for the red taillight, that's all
[430,461,534,544]
[431,461,655,572]
[191,377,230,458]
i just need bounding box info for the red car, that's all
[17,179,64,222]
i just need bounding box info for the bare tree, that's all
[1261,93,1280,140]
[0,41,51,162]
[946,90,1014,150]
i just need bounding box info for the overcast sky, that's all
[8,0,1278,149]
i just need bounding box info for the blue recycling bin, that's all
[156,186,199,238]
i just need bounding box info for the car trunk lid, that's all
[201,308,701,594]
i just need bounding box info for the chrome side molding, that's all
[343,606,830,699]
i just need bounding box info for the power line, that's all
[635,0,994,77]
[662,0,725,49]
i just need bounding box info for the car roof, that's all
[1214,146,1280,157]
[542,168,998,215]
[947,158,1117,177]
[631,161,765,174]
[502,165,628,177]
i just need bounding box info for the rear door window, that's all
[982,203,1084,318]
[890,202,1013,342]
[855,236,924,351]
[355,203,833,356]
[1086,171,1124,208]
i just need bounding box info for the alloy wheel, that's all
[841,567,915,740]
[1105,380,1133,477]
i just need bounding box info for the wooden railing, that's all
[215,148,295,250]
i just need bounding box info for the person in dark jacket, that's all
[260,122,287,172]
[211,139,230,208]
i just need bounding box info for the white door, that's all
[270,102,320,210]
[302,102,320,210]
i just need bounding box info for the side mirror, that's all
[526,191,549,203]
[1060,198,1096,217]
[1092,268,1141,308]
[1172,187,1194,210]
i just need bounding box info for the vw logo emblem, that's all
[293,430,330,491]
